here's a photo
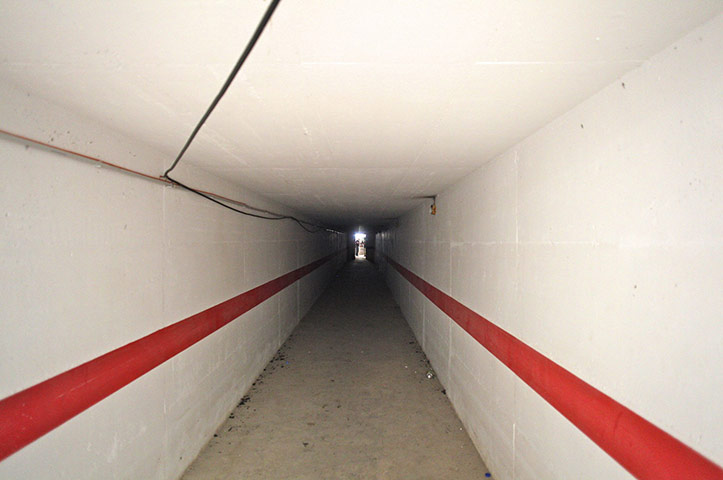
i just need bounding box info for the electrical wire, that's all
[0,128,164,184]
[0,128,337,234]
[163,0,281,179]
[159,0,330,234]
[165,173,325,233]
[4,0,332,234]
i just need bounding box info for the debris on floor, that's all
[181,260,489,479]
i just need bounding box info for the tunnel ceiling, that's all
[1,1,720,226]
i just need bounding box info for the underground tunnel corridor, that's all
[181,259,488,479]
[1,2,722,480]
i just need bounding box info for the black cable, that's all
[159,0,331,234]
[163,0,282,179]
[166,173,325,233]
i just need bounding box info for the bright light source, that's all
[354,233,366,241]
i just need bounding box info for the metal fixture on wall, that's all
[412,195,437,215]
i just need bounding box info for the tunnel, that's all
[1,2,722,480]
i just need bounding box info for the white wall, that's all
[377,15,722,480]
[0,81,345,480]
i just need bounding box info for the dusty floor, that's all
[181,259,490,480]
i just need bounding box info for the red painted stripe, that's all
[384,255,723,480]
[0,250,342,462]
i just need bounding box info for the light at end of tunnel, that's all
[354,233,366,241]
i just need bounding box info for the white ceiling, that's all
[1,1,720,225]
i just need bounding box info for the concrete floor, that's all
[181,259,490,480]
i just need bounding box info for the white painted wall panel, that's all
[378,15,722,479]
[0,82,344,480]
[422,306,450,386]
[0,141,164,397]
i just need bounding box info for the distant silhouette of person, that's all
[355,239,360,256]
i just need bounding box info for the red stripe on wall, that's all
[384,255,723,480]
[0,250,342,462]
